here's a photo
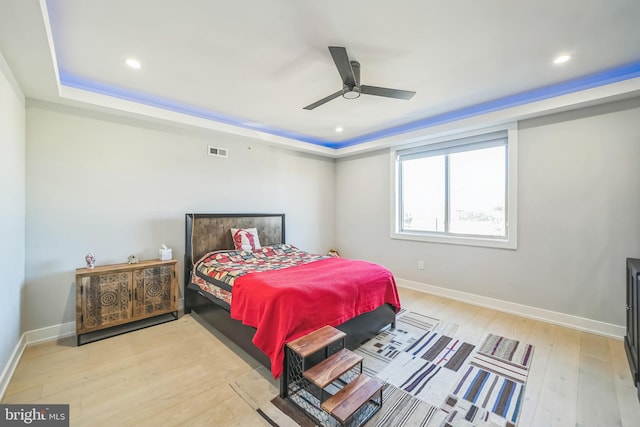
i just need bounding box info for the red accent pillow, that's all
[231,228,262,251]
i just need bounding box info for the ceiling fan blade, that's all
[329,46,356,87]
[303,89,343,110]
[360,85,416,100]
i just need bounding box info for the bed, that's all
[183,213,399,397]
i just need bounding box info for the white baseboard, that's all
[0,334,26,401]
[1,298,185,400]
[397,278,625,340]
[25,321,76,345]
[1,322,76,400]
[0,322,76,400]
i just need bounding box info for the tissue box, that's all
[159,248,172,261]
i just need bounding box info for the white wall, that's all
[18,92,640,334]
[25,101,336,331]
[336,97,640,327]
[0,53,25,369]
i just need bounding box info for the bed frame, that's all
[183,213,396,397]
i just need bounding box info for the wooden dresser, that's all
[75,259,178,345]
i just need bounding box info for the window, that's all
[391,124,517,249]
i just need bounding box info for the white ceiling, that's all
[1,0,640,156]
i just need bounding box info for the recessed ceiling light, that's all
[553,54,572,65]
[125,58,141,69]
[335,127,343,133]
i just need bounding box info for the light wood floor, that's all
[3,288,640,426]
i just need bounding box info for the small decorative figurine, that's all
[85,252,96,269]
[127,255,139,264]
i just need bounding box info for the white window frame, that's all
[390,123,518,249]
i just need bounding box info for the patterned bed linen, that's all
[190,274,232,307]
[192,244,328,304]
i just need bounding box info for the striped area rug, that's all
[439,334,535,426]
[269,383,446,427]
[240,311,534,427]
[353,309,445,376]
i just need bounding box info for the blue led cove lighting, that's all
[59,60,640,149]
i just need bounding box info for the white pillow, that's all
[231,228,262,251]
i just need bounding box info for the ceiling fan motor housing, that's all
[303,47,416,109]
[343,60,361,98]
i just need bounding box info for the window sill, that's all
[391,231,517,250]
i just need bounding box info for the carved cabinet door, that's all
[80,272,133,332]
[132,265,176,319]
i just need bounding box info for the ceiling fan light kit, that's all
[303,46,416,110]
[342,85,360,99]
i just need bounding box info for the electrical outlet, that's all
[418,260,424,270]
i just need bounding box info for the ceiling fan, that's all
[303,46,416,110]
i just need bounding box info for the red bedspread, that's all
[229,257,401,378]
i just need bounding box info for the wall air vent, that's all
[208,146,228,158]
